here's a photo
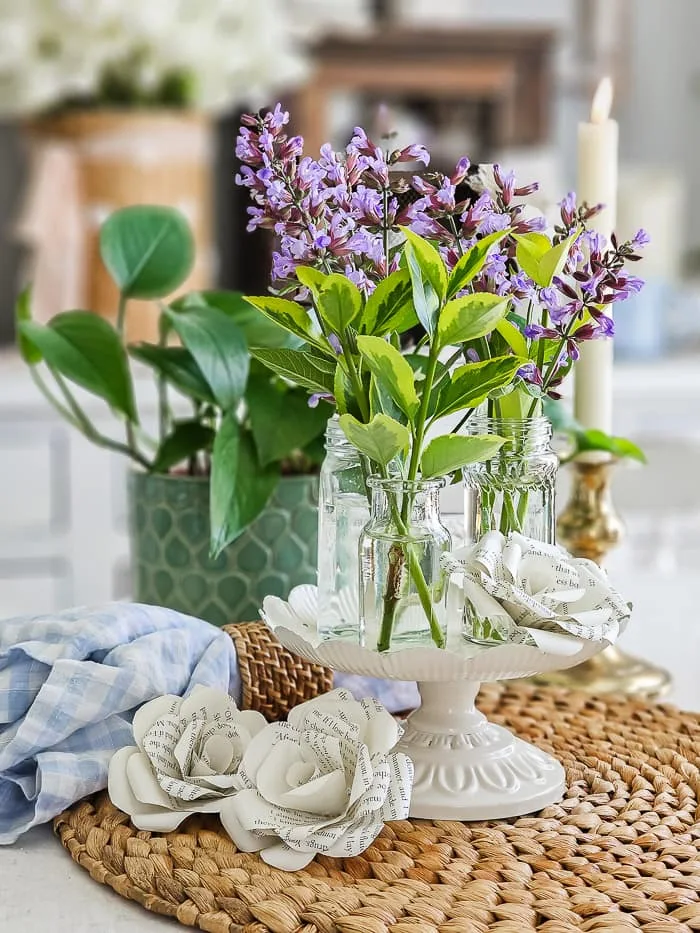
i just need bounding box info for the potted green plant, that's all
[16,204,329,626]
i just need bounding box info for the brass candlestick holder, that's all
[531,458,672,699]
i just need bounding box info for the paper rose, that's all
[108,685,267,831]
[220,688,413,871]
[444,531,630,648]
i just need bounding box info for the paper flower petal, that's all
[132,695,181,747]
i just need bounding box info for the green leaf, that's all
[437,293,510,348]
[210,417,279,556]
[361,268,417,336]
[404,241,440,336]
[129,344,215,404]
[339,413,410,467]
[173,290,295,348]
[514,232,551,284]
[251,346,336,395]
[420,434,505,478]
[435,357,525,419]
[404,353,447,417]
[447,231,509,299]
[20,311,136,420]
[316,274,363,334]
[575,429,647,463]
[164,306,248,411]
[495,317,528,358]
[543,396,580,434]
[99,205,195,299]
[356,335,419,419]
[537,230,580,288]
[244,296,319,346]
[514,230,580,289]
[15,285,41,364]
[247,377,330,467]
[401,228,448,302]
[498,387,536,419]
[295,266,329,301]
[334,365,353,416]
[152,420,215,472]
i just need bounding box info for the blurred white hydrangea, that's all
[0,0,371,115]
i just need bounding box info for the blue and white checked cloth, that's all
[0,603,238,844]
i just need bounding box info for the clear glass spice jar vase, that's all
[359,476,452,651]
[316,416,369,640]
[462,414,557,644]
[464,414,557,543]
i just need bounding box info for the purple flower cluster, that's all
[236,105,648,400]
[235,104,429,294]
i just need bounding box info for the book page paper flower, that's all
[108,685,266,831]
[220,688,413,871]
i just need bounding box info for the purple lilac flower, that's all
[517,362,543,387]
[327,333,343,355]
[308,392,335,408]
[394,144,430,165]
[631,228,651,249]
[235,103,648,369]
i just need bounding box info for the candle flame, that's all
[591,77,614,123]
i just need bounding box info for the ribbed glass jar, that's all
[316,416,368,640]
[360,476,452,652]
[464,415,557,543]
[462,414,557,644]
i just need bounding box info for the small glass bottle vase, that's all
[463,415,557,644]
[360,477,452,652]
[316,416,368,640]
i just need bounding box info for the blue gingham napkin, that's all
[0,603,238,843]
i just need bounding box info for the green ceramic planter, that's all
[128,471,318,626]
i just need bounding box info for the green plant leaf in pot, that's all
[247,376,330,467]
[99,205,195,299]
[210,415,279,557]
[437,293,511,348]
[420,434,505,478]
[339,413,410,467]
[129,343,216,404]
[356,335,419,419]
[19,311,137,420]
[173,290,296,348]
[15,285,41,364]
[152,420,215,472]
[251,346,336,395]
[164,305,249,411]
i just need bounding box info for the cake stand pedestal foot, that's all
[396,681,565,821]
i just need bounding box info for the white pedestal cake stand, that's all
[262,585,618,822]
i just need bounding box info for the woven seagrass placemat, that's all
[54,680,700,932]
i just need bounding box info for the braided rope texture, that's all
[54,683,700,932]
[224,622,334,722]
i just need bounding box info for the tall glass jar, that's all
[464,414,557,543]
[462,414,557,644]
[317,416,368,640]
[360,477,452,652]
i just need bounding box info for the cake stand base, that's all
[397,681,565,820]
